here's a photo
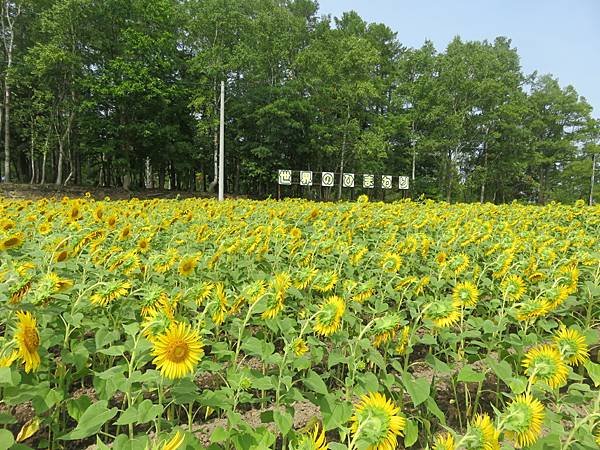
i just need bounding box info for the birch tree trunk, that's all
[1,0,20,183]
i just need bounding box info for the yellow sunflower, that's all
[0,351,18,368]
[467,413,500,450]
[452,281,479,307]
[432,432,455,450]
[313,270,339,293]
[314,296,345,337]
[14,311,41,373]
[293,338,309,357]
[522,344,568,389]
[178,255,198,277]
[262,272,291,319]
[90,281,132,307]
[381,253,402,273]
[1,233,24,251]
[296,423,327,450]
[160,430,185,450]
[137,237,151,253]
[425,298,461,328]
[516,298,551,322]
[38,222,52,235]
[395,326,411,356]
[371,314,402,348]
[152,322,204,379]
[350,392,405,450]
[501,395,544,448]
[553,326,589,366]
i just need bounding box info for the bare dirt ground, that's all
[0,183,216,201]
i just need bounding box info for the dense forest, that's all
[1,0,599,203]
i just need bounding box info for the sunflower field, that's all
[0,195,599,450]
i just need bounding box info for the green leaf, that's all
[303,370,328,395]
[242,337,274,360]
[98,345,125,356]
[457,366,485,383]
[115,400,162,425]
[402,373,430,406]
[403,418,418,447]
[0,429,14,450]
[486,357,512,383]
[123,322,139,336]
[273,410,293,436]
[0,367,21,387]
[0,412,16,425]
[211,426,229,443]
[60,400,118,440]
[67,396,92,421]
[508,377,527,394]
[425,397,446,425]
[318,395,352,431]
[584,360,600,387]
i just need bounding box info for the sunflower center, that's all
[4,237,20,248]
[167,340,190,363]
[23,327,40,352]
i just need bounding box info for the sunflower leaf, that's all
[59,400,118,440]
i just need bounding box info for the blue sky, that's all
[317,0,600,118]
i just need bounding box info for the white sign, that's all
[342,173,355,188]
[398,176,410,190]
[278,170,292,185]
[322,172,334,187]
[363,174,374,189]
[300,171,313,186]
[382,175,393,189]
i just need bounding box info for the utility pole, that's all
[218,80,225,201]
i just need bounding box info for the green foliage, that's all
[2,0,598,203]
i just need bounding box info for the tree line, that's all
[2,0,599,203]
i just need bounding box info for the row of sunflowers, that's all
[0,195,599,450]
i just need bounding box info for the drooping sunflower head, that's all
[313,270,339,293]
[381,253,402,273]
[296,423,327,450]
[546,285,570,309]
[371,314,402,348]
[0,351,18,368]
[425,298,461,328]
[152,321,204,379]
[293,338,309,357]
[350,392,405,450]
[448,253,470,276]
[432,432,455,450]
[294,266,318,290]
[522,344,568,389]
[395,326,411,356]
[14,311,41,373]
[90,280,132,307]
[553,326,589,366]
[516,298,551,322]
[314,296,345,337]
[467,413,500,450]
[452,281,479,307]
[501,395,544,449]
[160,430,185,450]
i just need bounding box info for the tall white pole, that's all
[218,80,225,201]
